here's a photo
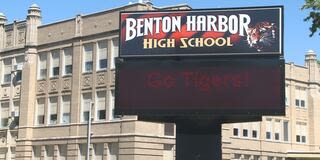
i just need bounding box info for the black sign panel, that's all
[120,6,283,57]
[115,58,285,116]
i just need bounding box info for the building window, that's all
[83,44,93,72]
[266,118,272,140]
[96,91,106,120]
[275,119,281,141]
[295,87,307,108]
[300,100,305,107]
[38,53,47,79]
[59,145,67,160]
[252,130,258,138]
[33,146,41,160]
[49,97,58,125]
[45,145,54,160]
[296,135,301,142]
[243,129,248,137]
[266,132,271,140]
[275,133,280,140]
[36,98,45,125]
[61,95,71,124]
[13,101,20,126]
[164,123,175,136]
[15,56,24,82]
[234,154,241,159]
[2,58,12,84]
[295,99,300,107]
[82,93,92,122]
[251,122,259,139]
[11,147,16,160]
[302,135,306,143]
[51,50,60,77]
[109,90,116,120]
[111,38,118,69]
[79,144,87,160]
[163,144,174,160]
[97,41,107,70]
[0,102,9,128]
[283,121,289,142]
[285,84,290,106]
[233,128,239,136]
[296,122,307,143]
[94,143,104,160]
[63,47,73,75]
[268,156,274,160]
[108,143,119,160]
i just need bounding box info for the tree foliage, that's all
[302,0,320,36]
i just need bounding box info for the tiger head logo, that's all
[246,22,277,52]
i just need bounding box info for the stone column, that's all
[305,50,320,150]
[16,4,41,160]
[0,12,7,49]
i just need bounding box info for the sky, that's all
[0,0,319,66]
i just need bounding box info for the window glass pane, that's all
[3,58,12,83]
[108,143,119,160]
[111,38,118,69]
[13,101,20,126]
[64,48,72,75]
[233,128,239,136]
[38,53,47,79]
[46,145,54,160]
[266,132,271,139]
[51,51,60,77]
[82,93,92,122]
[94,143,104,160]
[283,121,289,141]
[98,41,107,69]
[275,119,281,140]
[275,133,280,140]
[295,99,300,107]
[252,130,257,138]
[96,91,106,120]
[109,90,115,120]
[49,97,58,124]
[79,144,86,160]
[16,56,24,64]
[59,145,67,160]
[296,135,300,142]
[301,100,305,107]
[302,136,306,143]
[1,102,9,127]
[15,56,24,82]
[15,71,22,82]
[164,123,175,136]
[84,44,93,72]
[243,129,248,137]
[285,84,290,106]
[36,98,45,125]
[11,147,16,160]
[33,146,41,160]
[62,95,71,123]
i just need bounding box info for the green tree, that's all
[302,0,320,36]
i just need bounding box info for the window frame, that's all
[97,40,108,71]
[38,53,48,80]
[83,43,93,73]
[50,50,60,78]
[63,47,73,76]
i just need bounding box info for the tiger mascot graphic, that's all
[246,22,277,52]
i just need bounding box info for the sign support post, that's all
[176,120,222,160]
